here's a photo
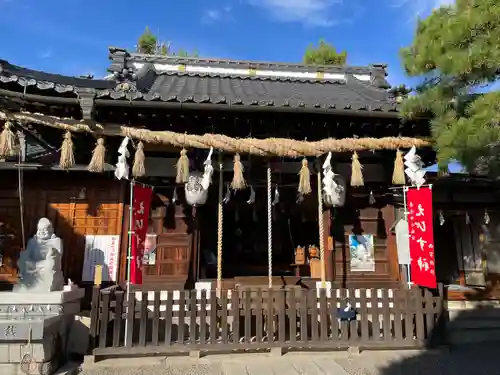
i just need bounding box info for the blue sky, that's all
[0,0,453,86]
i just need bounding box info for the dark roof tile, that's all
[103,72,396,112]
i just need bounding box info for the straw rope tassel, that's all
[0,121,18,158]
[59,131,75,169]
[317,170,326,288]
[132,141,146,178]
[230,153,246,190]
[87,137,106,173]
[298,158,312,195]
[350,151,364,187]
[216,153,224,293]
[176,148,189,184]
[392,149,405,185]
[267,165,273,289]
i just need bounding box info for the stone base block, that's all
[0,359,59,375]
[0,339,61,374]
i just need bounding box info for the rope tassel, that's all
[59,131,75,169]
[298,158,312,195]
[350,151,364,187]
[176,148,189,184]
[87,137,106,173]
[132,141,146,178]
[392,149,405,185]
[0,121,18,158]
[231,153,246,190]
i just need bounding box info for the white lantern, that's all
[323,175,346,207]
[185,172,208,206]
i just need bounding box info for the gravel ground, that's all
[79,345,500,375]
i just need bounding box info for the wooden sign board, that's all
[94,265,102,286]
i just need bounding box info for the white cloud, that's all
[202,5,233,24]
[247,0,362,27]
[38,48,52,59]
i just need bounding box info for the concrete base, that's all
[0,288,84,375]
[0,361,79,375]
[0,289,84,306]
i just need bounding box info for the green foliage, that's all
[400,0,500,174]
[389,84,412,100]
[137,26,157,55]
[303,39,347,65]
[137,27,199,57]
[173,48,199,58]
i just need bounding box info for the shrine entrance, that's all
[198,182,320,282]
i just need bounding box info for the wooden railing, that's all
[90,285,445,357]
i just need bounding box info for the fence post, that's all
[437,283,449,346]
[89,285,101,351]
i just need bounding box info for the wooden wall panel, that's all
[0,171,125,285]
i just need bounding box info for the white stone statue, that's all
[15,218,65,292]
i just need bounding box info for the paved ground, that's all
[79,345,500,375]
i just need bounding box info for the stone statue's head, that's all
[36,218,53,241]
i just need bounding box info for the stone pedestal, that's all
[0,288,84,375]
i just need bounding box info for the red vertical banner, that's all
[130,184,153,285]
[406,186,437,289]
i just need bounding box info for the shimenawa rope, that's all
[0,111,432,157]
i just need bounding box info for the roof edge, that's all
[107,46,388,77]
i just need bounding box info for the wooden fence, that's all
[90,285,446,358]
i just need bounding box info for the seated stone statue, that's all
[15,217,65,292]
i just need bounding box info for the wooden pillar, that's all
[323,209,334,282]
[118,180,130,284]
[189,206,201,288]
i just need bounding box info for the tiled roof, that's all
[0,59,115,93]
[101,48,398,113]
[96,70,397,112]
[0,48,398,115]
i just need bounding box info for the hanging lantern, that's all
[323,175,346,207]
[185,172,208,206]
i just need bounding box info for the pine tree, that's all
[389,84,412,103]
[303,39,347,65]
[136,28,199,57]
[400,0,500,174]
[137,27,157,55]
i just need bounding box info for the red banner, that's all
[406,186,437,289]
[130,184,153,285]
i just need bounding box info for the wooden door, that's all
[142,200,194,285]
[331,204,399,286]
